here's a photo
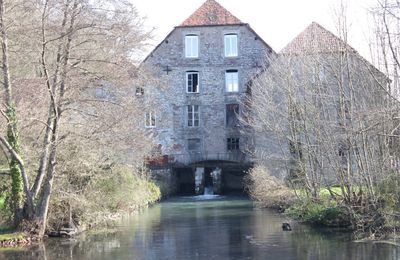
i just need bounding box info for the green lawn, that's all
[295,186,348,198]
[294,186,366,199]
[320,186,343,197]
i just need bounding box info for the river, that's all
[1,196,400,259]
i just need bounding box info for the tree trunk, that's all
[0,0,25,226]
[37,116,59,236]
[31,0,72,200]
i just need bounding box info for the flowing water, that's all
[1,196,400,260]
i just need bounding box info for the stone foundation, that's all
[150,167,177,197]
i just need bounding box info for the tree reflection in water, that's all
[2,197,400,260]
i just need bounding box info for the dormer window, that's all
[224,34,238,57]
[186,71,199,93]
[185,35,198,58]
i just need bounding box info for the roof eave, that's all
[141,28,176,65]
[175,23,246,29]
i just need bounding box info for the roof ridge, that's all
[180,0,244,27]
[281,21,356,54]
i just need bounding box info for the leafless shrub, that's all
[245,165,296,209]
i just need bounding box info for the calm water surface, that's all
[2,196,400,259]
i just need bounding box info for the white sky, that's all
[133,0,379,61]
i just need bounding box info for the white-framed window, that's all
[225,70,239,92]
[185,35,198,58]
[224,34,238,57]
[145,111,156,128]
[186,71,199,93]
[187,105,199,127]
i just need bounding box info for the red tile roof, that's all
[281,22,356,54]
[180,0,244,27]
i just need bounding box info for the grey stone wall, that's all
[252,52,389,182]
[151,168,177,197]
[141,24,274,162]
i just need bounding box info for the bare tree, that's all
[247,19,395,234]
[0,0,154,236]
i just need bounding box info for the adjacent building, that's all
[251,22,390,187]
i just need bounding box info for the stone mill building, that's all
[140,0,275,195]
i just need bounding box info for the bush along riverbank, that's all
[0,165,161,246]
[246,165,400,239]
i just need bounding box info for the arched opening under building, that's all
[172,161,252,196]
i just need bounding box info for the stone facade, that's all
[139,2,388,194]
[141,24,274,163]
[139,0,276,195]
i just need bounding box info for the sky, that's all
[133,0,379,61]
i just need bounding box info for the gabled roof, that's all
[141,0,275,64]
[280,22,390,87]
[179,0,244,27]
[281,22,356,54]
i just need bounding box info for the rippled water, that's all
[1,196,400,259]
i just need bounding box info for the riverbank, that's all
[0,167,162,247]
[246,166,400,240]
[0,232,40,247]
[3,196,400,259]
[0,198,159,248]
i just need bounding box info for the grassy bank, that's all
[0,165,161,246]
[285,198,351,227]
[246,168,351,227]
[0,231,35,247]
[246,166,400,239]
[0,233,25,241]
[246,166,352,227]
[46,165,161,232]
